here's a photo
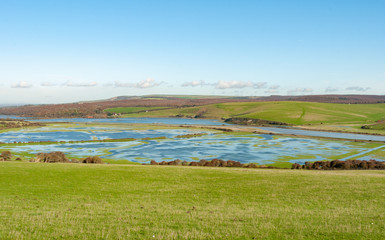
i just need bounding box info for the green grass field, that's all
[1,162,384,239]
[362,122,385,130]
[122,101,385,126]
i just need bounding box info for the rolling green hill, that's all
[114,101,385,125]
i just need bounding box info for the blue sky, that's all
[0,0,384,104]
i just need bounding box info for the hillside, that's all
[111,101,385,126]
[1,94,385,120]
[0,97,242,118]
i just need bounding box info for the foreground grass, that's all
[1,162,385,239]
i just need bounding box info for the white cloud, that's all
[269,85,280,90]
[11,81,32,88]
[215,80,254,89]
[137,78,160,88]
[254,82,267,89]
[114,78,162,88]
[63,81,98,87]
[265,89,280,94]
[215,81,268,89]
[325,86,339,92]
[346,86,370,92]
[181,80,206,87]
[41,82,58,87]
[287,88,313,94]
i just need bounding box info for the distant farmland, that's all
[1,94,385,119]
[109,101,385,125]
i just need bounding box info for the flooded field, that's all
[0,119,384,166]
[0,124,212,142]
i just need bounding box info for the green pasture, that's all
[1,162,384,239]
[362,122,385,130]
[122,101,385,126]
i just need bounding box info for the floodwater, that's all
[0,117,384,164]
[0,125,212,143]
[1,127,381,165]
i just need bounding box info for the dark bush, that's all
[291,163,301,169]
[35,152,68,163]
[182,161,189,166]
[189,162,200,166]
[226,160,244,168]
[82,156,103,164]
[211,159,221,167]
[368,160,377,169]
[294,159,385,170]
[359,161,369,169]
[246,163,258,168]
[199,159,208,166]
[149,158,279,169]
[304,162,313,169]
[150,160,158,165]
[1,151,12,161]
[330,160,344,169]
[168,159,182,165]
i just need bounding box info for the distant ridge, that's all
[1,94,385,118]
[89,94,385,104]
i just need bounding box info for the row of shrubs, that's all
[150,159,279,168]
[30,151,103,164]
[3,149,384,169]
[292,159,385,170]
[0,151,13,161]
[0,150,103,164]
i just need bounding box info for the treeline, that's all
[0,151,103,164]
[224,117,289,126]
[292,159,385,170]
[150,159,279,168]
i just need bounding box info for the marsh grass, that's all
[1,162,384,239]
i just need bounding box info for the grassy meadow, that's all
[108,101,385,126]
[1,162,385,239]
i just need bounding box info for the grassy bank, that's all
[1,162,384,239]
